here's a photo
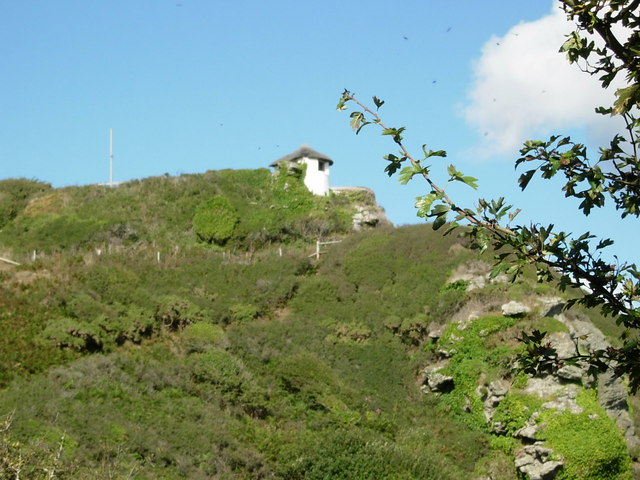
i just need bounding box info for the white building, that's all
[270,144,333,196]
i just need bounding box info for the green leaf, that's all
[382,127,406,143]
[350,111,366,132]
[422,145,447,159]
[429,204,451,216]
[443,222,459,236]
[336,90,351,111]
[508,208,521,222]
[612,84,640,116]
[596,238,614,249]
[460,176,479,189]
[415,193,439,217]
[518,170,536,190]
[432,214,447,230]
[398,164,424,185]
[383,154,406,177]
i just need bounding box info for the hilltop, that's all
[0,167,387,258]
[0,169,637,480]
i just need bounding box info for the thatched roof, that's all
[269,144,333,167]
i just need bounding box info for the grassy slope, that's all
[0,171,633,479]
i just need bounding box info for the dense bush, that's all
[540,390,632,480]
[2,213,105,252]
[0,178,51,229]
[193,196,239,244]
[270,427,459,480]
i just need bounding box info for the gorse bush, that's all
[193,195,239,244]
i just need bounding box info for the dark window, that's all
[318,161,326,171]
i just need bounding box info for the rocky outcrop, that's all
[330,187,391,231]
[418,361,454,393]
[599,369,639,448]
[515,444,563,480]
[447,260,508,291]
[545,299,638,446]
[501,301,531,317]
[514,413,542,442]
[418,293,638,479]
[351,204,389,231]
[479,379,510,425]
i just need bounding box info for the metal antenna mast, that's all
[109,128,113,187]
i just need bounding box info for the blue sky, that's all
[1,1,637,264]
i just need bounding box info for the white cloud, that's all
[462,1,624,158]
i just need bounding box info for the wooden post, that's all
[0,256,20,266]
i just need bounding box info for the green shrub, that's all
[342,234,395,289]
[491,392,543,436]
[229,303,259,324]
[440,279,470,292]
[190,349,246,397]
[384,313,430,346]
[193,196,239,244]
[540,390,632,480]
[0,411,78,479]
[182,322,225,343]
[325,322,372,344]
[0,178,51,229]
[273,352,341,410]
[271,428,456,480]
[78,264,144,305]
[2,213,104,252]
[41,317,105,352]
[155,295,204,330]
[437,315,518,428]
[40,306,157,354]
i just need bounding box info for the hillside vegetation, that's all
[0,167,357,255]
[0,170,635,479]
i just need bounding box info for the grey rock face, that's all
[501,301,531,317]
[552,312,639,447]
[447,260,508,291]
[427,323,444,341]
[536,297,565,318]
[598,369,638,447]
[424,371,454,393]
[515,424,540,442]
[515,444,563,480]
[541,384,583,414]
[330,187,391,232]
[556,365,583,382]
[419,362,454,393]
[418,285,639,477]
[351,205,383,231]
[481,379,510,424]
[515,413,542,442]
